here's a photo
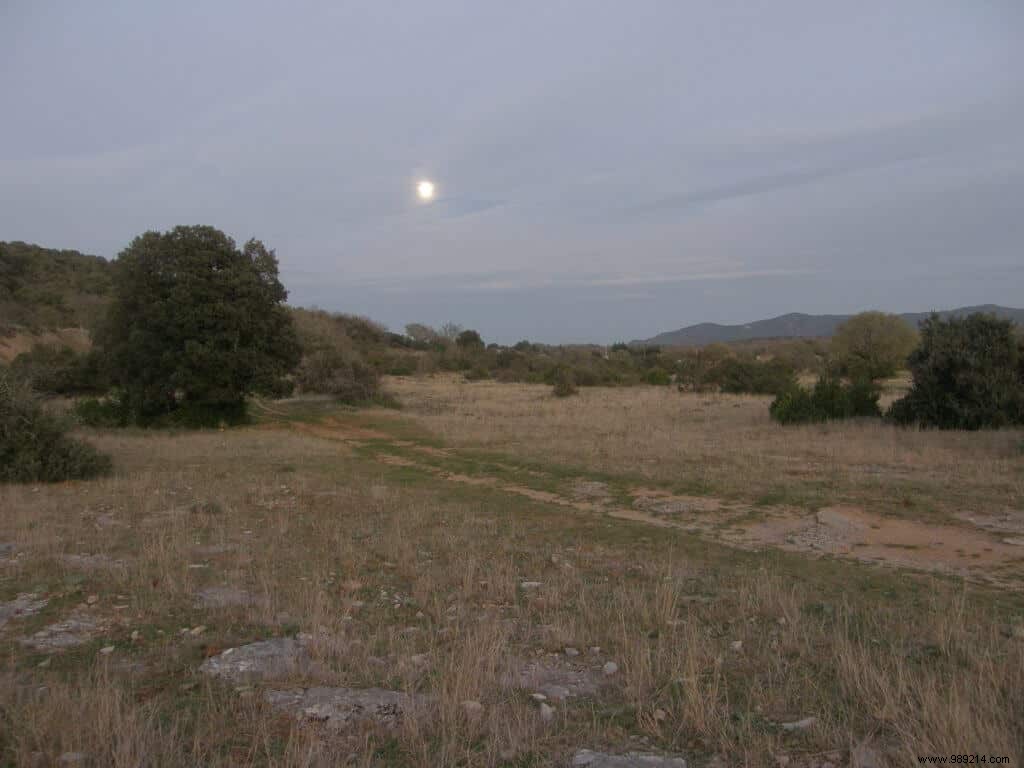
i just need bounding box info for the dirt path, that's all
[278,414,1024,589]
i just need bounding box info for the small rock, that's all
[539,702,555,722]
[99,645,115,655]
[57,753,89,766]
[520,581,543,590]
[571,750,687,767]
[590,646,601,655]
[654,708,668,721]
[130,630,142,642]
[530,692,548,701]
[410,653,430,666]
[779,715,816,731]
[565,646,580,657]
[461,699,483,717]
[730,640,742,652]
[602,661,619,676]
[85,594,99,605]
[189,625,206,636]
[37,657,51,668]
[851,741,883,768]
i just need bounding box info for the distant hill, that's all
[0,241,113,333]
[634,305,1024,347]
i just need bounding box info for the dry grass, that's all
[1,421,1022,766]
[387,375,1024,521]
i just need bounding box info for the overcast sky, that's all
[2,2,1023,343]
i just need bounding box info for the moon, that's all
[417,179,436,201]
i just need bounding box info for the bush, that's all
[770,374,881,425]
[74,393,128,427]
[1,372,112,482]
[463,366,490,381]
[9,345,108,395]
[645,367,671,386]
[295,347,381,403]
[552,369,578,397]
[712,358,796,395]
[888,313,1023,430]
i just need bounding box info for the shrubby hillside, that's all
[0,241,114,333]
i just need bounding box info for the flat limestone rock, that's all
[509,657,602,701]
[20,612,105,651]
[572,750,688,767]
[199,637,316,683]
[265,686,430,729]
[194,586,255,608]
[59,553,126,571]
[0,593,48,629]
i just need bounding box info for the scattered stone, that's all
[779,716,816,732]
[189,625,206,636]
[851,741,883,768]
[602,661,619,676]
[539,702,555,722]
[199,637,317,683]
[59,553,124,571]
[0,593,48,629]
[130,630,142,642]
[565,646,580,657]
[653,708,668,722]
[1004,537,1024,547]
[530,692,548,702]
[461,699,483,717]
[572,480,611,501]
[520,581,543,590]
[20,612,105,651]
[730,640,743,652]
[510,657,603,700]
[571,749,687,767]
[99,645,115,655]
[194,586,254,609]
[57,753,89,766]
[590,646,601,655]
[409,653,430,667]
[37,657,51,668]
[85,594,99,605]
[265,686,430,730]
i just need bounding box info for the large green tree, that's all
[831,311,917,381]
[99,226,299,425]
[888,313,1023,429]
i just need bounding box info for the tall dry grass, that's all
[387,375,1024,520]
[1,427,1022,765]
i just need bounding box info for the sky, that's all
[2,1,1023,343]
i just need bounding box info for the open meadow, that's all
[2,377,1023,766]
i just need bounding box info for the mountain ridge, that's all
[632,305,1024,347]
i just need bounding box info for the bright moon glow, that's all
[417,180,435,200]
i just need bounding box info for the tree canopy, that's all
[98,226,299,425]
[830,311,917,381]
[888,313,1023,429]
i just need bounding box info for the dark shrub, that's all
[10,345,109,395]
[770,374,881,425]
[295,347,380,404]
[464,366,491,381]
[552,368,578,397]
[888,313,1023,430]
[645,367,671,386]
[713,358,797,395]
[1,372,112,482]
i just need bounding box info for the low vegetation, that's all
[0,371,111,482]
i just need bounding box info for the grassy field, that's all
[388,376,1024,524]
[1,379,1023,766]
